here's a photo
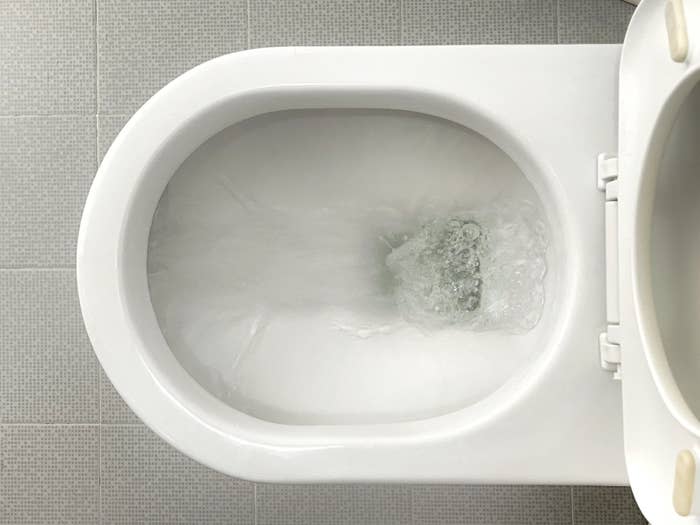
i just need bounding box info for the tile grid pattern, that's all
[0,0,643,523]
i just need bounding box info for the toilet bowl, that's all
[148,106,557,426]
[83,45,610,474]
[77,0,700,522]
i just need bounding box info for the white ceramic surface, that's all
[78,45,624,483]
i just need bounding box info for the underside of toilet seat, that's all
[616,0,700,522]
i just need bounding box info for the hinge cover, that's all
[597,153,619,192]
[600,326,621,380]
[598,153,621,378]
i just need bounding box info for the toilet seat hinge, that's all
[598,153,621,379]
[597,153,619,200]
[600,325,621,380]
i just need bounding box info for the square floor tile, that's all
[0,116,95,267]
[256,483,412,525]
[573,486,648,525]
[0,0,95,114]
[0,270,99,423]
[558,0,635,44]
[250,0,400,47]
[98,0,247,114]
[0,425,99,524]
[403,0,557,45]
[100,425,255,524]
[412,484,572,524]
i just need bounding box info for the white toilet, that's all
[77,0,700,522]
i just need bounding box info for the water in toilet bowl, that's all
[147,108,553,424]
[386,200,547,332]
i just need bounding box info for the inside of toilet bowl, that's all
[146,108,561,425]
[650,79,700,421]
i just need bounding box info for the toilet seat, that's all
[76,0,699,521]
[615,0,700,522]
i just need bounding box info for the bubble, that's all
[385,201,547,333]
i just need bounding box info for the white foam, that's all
[386,201,547,333]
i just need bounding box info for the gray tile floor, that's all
[0,0,646,523]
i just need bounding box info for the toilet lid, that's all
[617,0,700,522]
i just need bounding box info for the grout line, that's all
[96,113,101,166]
[0,423,101,427]
[98,371,103,525]
[98,427,104,525]
[556,0,561,44]
[410,484,416,525]
[570,486,575,525]
[0,423,146,427]
[94,0,100,171]
[98,423,145,427]
[0,114,96,118]
[246,0,251,49]
[0,113,127,118]
[95,0,100,114]
[253,483,258,525]
[0,114,128,119]
[0,267,77,272]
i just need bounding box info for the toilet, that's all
[77,0,700,522]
